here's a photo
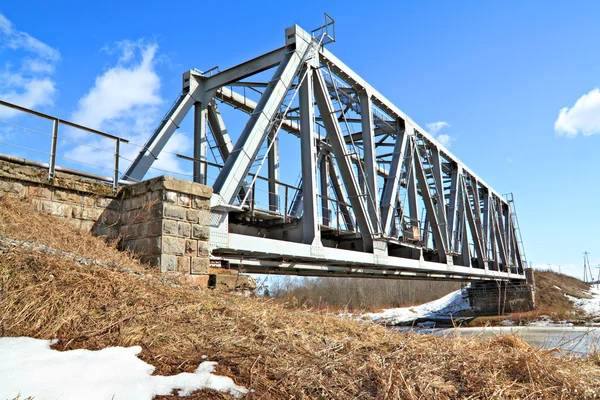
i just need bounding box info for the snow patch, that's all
[568,287,600,316]
[364,289,470,325]
[0,337,249,399]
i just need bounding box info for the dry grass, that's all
[2,196,600,399]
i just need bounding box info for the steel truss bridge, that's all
[123,19,528,281]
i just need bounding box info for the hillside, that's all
[1,196,600,398]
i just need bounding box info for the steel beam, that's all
[319,44,509,208]
[413,139,447,263]
[193,102,207,184]
[407,141,419,225]
[492,198,509,270]
[461,177,485,268]
[216,86,393,179]
[328,157,355,231]
[314,68,374,250]
[446,164,461,253]
[212,31,311,206]
[299,67,320,244]
[206,102,233,160]
[481,188,491,260]
[319,154,330,226]
[216,86,300,134]
[202,47,287,91]
[123,91,196,182]
[220,233,520,280]
[359,90,380,234]
[430,147,449,248]
[380,119,408,236]
[267,128,279,211]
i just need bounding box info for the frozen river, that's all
[401,326,600,356]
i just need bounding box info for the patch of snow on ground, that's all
[568,287,600,316]
[0,337,249,399]
[364,289,470,325]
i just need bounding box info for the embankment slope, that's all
[1,197,600,399]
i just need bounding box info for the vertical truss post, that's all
[380,119,408,236]
[328,157,355,231]
[407,141,419,232]
[359,90,380,234]
[413,137,447,263]
[489,207,499,271]
[268,129,279,212]
[492,198,509,271]
[460,203,471,267]
[319,154,330,225]
[471,178,486,255]
[430,148,449,248]
[461,177,485,269]
[314,68,374,250]
[299,67,321,245]
[446,164,461,253]
[482,188,491,261]
[194,102,207,184]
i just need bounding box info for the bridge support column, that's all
[467,274,535,315]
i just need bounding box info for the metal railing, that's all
[0,99,129,192]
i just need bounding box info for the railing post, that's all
[284,186,289,222]
[49,119,59,181]
[113,138,120,193]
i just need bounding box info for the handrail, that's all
[0,99,128,192]
[0,100,129,143]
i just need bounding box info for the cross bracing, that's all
[123,22,527,281]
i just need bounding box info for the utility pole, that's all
[583,252,592,283]
[596,266,600,289]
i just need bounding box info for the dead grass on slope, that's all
[0,196,148,275]
[2,197,600,398]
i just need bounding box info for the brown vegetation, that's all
[2,196,600,398]
[266,275,461,312]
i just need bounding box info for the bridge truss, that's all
[124,20,527,281]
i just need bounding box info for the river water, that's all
[400,326,600,356]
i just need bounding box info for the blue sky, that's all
[1,1,599,279]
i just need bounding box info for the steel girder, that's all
[123,24,527,280]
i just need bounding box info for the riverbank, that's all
[364,270,599,328]
[3,196,600,398]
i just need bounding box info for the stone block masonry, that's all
[0,158,119,234]
[467,277,535,315]
[117,175,212,276]
[0,157,254,291]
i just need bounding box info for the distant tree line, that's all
[262,276,462,311]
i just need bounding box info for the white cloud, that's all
[437,133,452,148]
[72,41,161,130]
[68,41,190,179]
[426,121,450,135]
[0,14,60,61]
[555,88,600,137]
[426,121,453,148]
[0,13,59,118]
